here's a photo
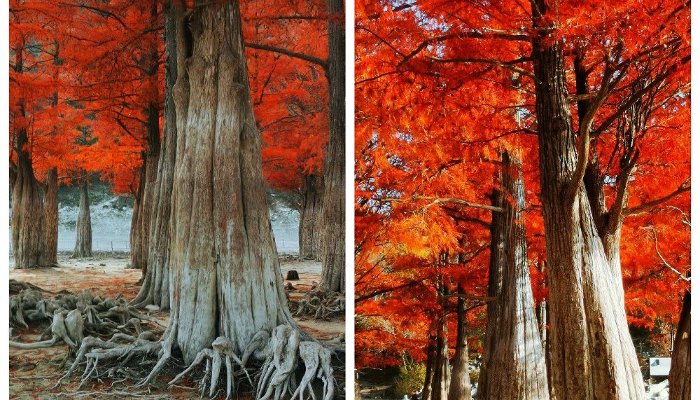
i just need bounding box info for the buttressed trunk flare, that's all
[165,0,296,363]
[479,151,549,400]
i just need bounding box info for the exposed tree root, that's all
[9,282,160,353]
[56,323,334,400]
[58,333,162,389]
[257,325,301,400]
[169,336,257,399]
[293,341,334,400]
[290,289,344,320]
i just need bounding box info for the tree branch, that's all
[397,30,529,67]
[646,227,690,282]
[384,196,504,213]
[244,42,327,68]
[355,280,426,303]
[427,56,534,79]
[623,182,690,217]
[606,149,640,229]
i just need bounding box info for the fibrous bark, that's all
[430,313,450,400]
[421,335,436,400]
[64,3,335,399]
[12,127,50,269]
[668,291,690,400]
[447,287,471,400]
[44,168,58,266]
[130,0,162,275]
[132,102,160,273]
[299,173,323,261]
[318,0,345,294]
[73,179,92,258]
[531,2,645,398]
[158,0,302,362]
[476,189,506,397]
[479,151,549,400]
[132,0,178,310]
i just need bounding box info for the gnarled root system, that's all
[290,289,344,320]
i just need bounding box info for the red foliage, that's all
[355,0,689,368]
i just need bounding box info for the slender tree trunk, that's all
[73,178,92,258]
[669,291,690,400]
[129,168,144,269]
[431,314,450,400]
[44,168,58,266]
[476,189,506,398]
[43,44,61,267]
[531,2,645,398]
[161,0,296,364]
[299,173,323,260]
[480,151,549,399]
[139,104,160,270]
[448,287,471,400]
[129,110,160,273]
[11,127,50,269]
[422,335,436,400]
[133,0,177,310]
[318,0,345,293]
[130,1,162,275]
[536,261,548,347]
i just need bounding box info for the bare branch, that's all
[427,56,534,79]
[244,42,327,68]
[645,227,690,282]
[623,182,690,217]
[384,196,504,213]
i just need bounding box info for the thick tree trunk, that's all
[163,1,296,364]
[447,288,471,400]
[669,291,690,400]
[299,174,323,260]
[44,168,58,266]
[431,315,450,400]
[476,190,506,398]
[318,0,345,293]
[479,152,549,400]
[73,179,92,258]
[531,2,645,398]
[132,1,178,310]
[11,128,50,269]
[422,335,436,400]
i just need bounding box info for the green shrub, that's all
[393,363,425,397]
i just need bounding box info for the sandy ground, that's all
[9,253,345,399]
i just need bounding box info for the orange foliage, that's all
[355,0,689,367]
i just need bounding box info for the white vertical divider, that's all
[344,0,356,396]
